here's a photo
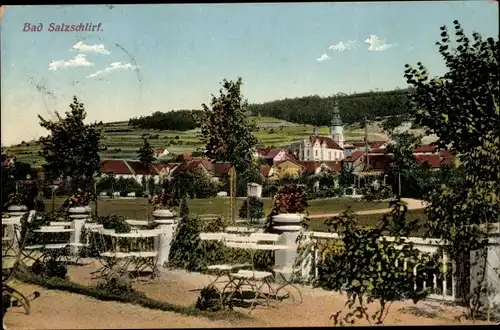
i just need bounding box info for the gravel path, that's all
[4,263,491,329]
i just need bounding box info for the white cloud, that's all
[48,54,93,71]
[71,41,110,55]
[86,62,140,78]
[328,40,357,52]
[316,53,330,62]
[364,35,398,52]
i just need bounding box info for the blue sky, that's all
[1,2,498,146]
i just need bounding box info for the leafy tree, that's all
[404,21,499,320]
[338,163,356,188]
[385,132,432,198]
[238,197,265,223]
[137,136,155,169]
[128,109,201,131]
[198,77,258,174]
[38,96,103,191]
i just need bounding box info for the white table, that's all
[97,229,161,279]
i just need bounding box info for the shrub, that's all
[316,200,440,325]
[195,284,225,312]
[119,191,128,197]
[167,198,204,271]
[238,197,265,223]
[265,183,309,231]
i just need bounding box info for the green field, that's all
[308,209,429,237]
[44,197,389,221]
[6,116,381,166]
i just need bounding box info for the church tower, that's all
[329,99,344,148]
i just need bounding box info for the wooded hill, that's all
[248,88,411,126]
[128,88,411,130]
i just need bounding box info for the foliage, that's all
[95,215,131,234]
[97,177,143,195]
[361,181,394,202]
[238,197,265,223]
[31,258,68,279]
[137,136,156,169]
[195,284,224,312]
[38,96,103,191]
[248,89,410,126]
[149,180,180,210]
[4,193,28,207]
[128,109,201,131]
[167,198,204,271]
[170,169,218,199]
[0,155,34,210]
[317,200,440,325]
[61,189,96,208]
[385,132,433,198]
[198,77,258,174]
[265,184,310,231]
[404,21,499,320]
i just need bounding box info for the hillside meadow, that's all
[7,116,386,166]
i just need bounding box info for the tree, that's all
[385,132,432,198]
[404,21,499,320]
[137,136,155,169]
[198,77,258,174]
[238,196,265,223]
[38,96,103,191]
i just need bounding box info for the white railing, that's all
[300,231,458,303]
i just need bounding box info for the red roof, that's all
[414,153,453,168]
[413,144,437,153]
[367,154,392,171]
[126,160,160,175]
[298,161,341,174]
[274,158,304,168]
[369,141,387,149]
[321,161,342,173]
[207,162,233,177]
[299,161,318,174]
[264,148,287,159]
[309,136,342,150]
[344,151,364,162]
[155,147,165,153]
[100,159,133,175]
[369,148,388,154]
[260,165,271,177]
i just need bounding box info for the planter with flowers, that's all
[4,193,28,216]
[149,189,180,225]
[266,184,310,282]
[63,190,95,220]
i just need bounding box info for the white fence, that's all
[300,231,499,304]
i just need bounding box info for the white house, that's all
[154,147,170,159]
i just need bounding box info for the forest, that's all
[127,88,411,130]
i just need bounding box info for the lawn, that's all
[44,197,389,222]
[308,209,429,237]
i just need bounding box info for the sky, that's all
[1,2,498,146]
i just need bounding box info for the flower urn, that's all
[6,205,28,217]
[68,205,92,220]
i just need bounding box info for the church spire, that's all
[330,99,343,127]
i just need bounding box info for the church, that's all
[291,100,344,162]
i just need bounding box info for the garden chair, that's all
[199,233,251,304]
[222,234,276,312]
[123,229,161,279]
[2,212,40,319]
[91,228,134,281]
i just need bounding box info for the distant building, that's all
[291,99,344,162]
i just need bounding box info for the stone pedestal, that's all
[272,213,303,283]
[247,183,262,198]
[7,205,27,217]
[153,209,178,267]
[470,224,500,318]
[68,206,91,255]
